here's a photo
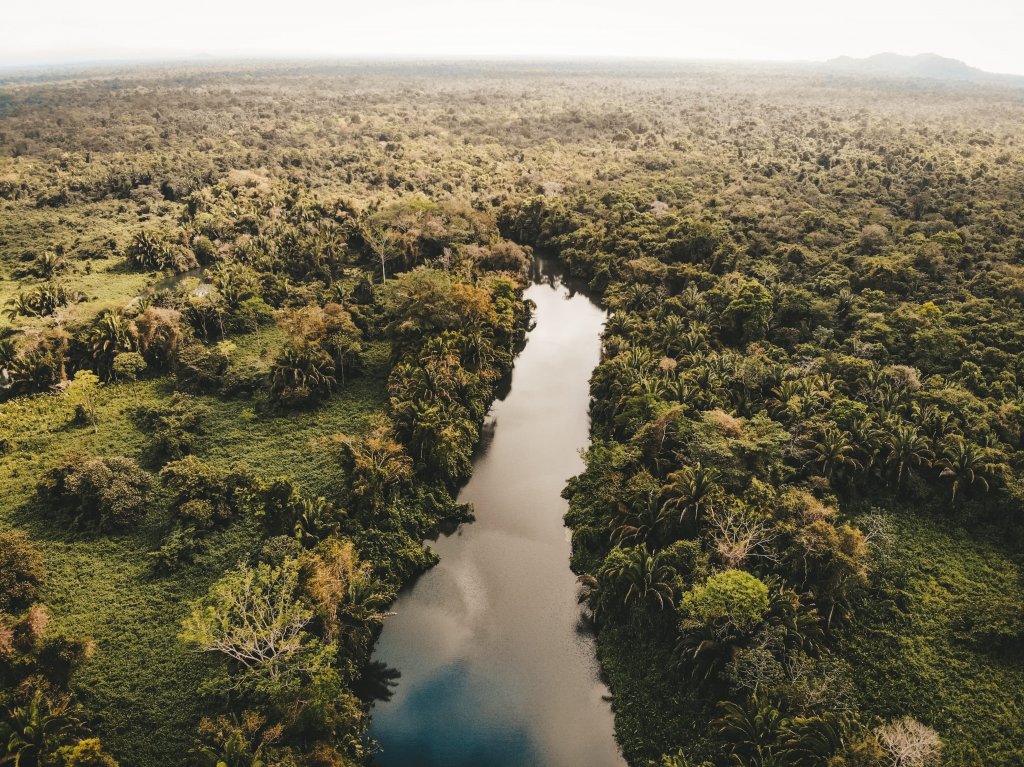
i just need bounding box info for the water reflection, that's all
[367,256,624,767]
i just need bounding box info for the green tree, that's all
[63,370,101,432]
[660,463,723,525]
[111,352,146,390]
[937,437,997,505]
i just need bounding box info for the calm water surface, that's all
[367,256,625,767]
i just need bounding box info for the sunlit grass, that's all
[0,338,391,765]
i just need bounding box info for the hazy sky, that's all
[4,0,1023,75]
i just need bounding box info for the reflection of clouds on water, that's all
[373,662,542,767]
[369,255,624,767]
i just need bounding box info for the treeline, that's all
[2,181,529,402]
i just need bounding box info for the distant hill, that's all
[824,52,1022,85]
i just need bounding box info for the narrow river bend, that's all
[368,256,625,767]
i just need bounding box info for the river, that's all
[367,255,625,767]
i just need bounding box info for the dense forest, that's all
[1,61,1022,767]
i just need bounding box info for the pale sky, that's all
[4,0,1023,75]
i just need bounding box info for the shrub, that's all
[0,531,46,611]
[111,351,147,384]
[150,527,200,573]
[679,569,770,634]
[55,738,120,767]
[40,454,151,531]
[160,455,252,530]
[175,342,232,391]
[135,393,209,461]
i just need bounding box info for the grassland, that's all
[0,333,391,764]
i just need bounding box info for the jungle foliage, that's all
[1,60,1023,767]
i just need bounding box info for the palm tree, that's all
[847,413,883,476]
[835,287,855,325]
[290,496,343,548]
[657,314,688,357]
[604,546,676,611]
[4,293,34,321]
[0,690,80,767]
[768,379,807,424]
[915,404,960,451]
[269,343,337,404]
[211,265,256,309]
[614,283,661,313]
[608,493,667,547]
[630,374,669,399]
[714,697,785,767]
[86,310,136,379]
[336,422,414,513]
[779,712,863,767]
[680,329,708,355]
[811,428,861,481]
[580,546,677,620]
[661,463,723,524]
[33,252,66,279]
[937,437,997,504]
[604,312,642,340]
[191,714,272,767]
[884,424,933,488]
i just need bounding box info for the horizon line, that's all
[2,52,1023,80]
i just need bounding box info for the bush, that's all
[55,738,120,767]
[0,531,46,611]
[40,454,151,531]
[111,351,147,384]
[160,455,252,530]
[679,569,770,634]
[150,527,200,573]
[175,342,232,392]
[135,393,210,462]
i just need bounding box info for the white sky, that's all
[3,0,1023,75]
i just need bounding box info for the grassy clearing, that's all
[0,198,173,304]
[0,339,391,766]
[592,508,1024,766]
[840,512,1024,766]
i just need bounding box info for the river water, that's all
[367,256,625,767]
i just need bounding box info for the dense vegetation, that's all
[1,61,1022,766]
[498,75,1024,765]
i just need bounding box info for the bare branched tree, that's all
[362,225,398,285]
[181,563,312,682]
[875,717,942,767]
[707,506,779,569]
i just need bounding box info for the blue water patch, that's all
[371,661,542,767]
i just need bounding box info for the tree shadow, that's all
[355,659,402,704]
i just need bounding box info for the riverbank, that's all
[368,256,624,767]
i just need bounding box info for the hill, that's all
[825,52,1022,85]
